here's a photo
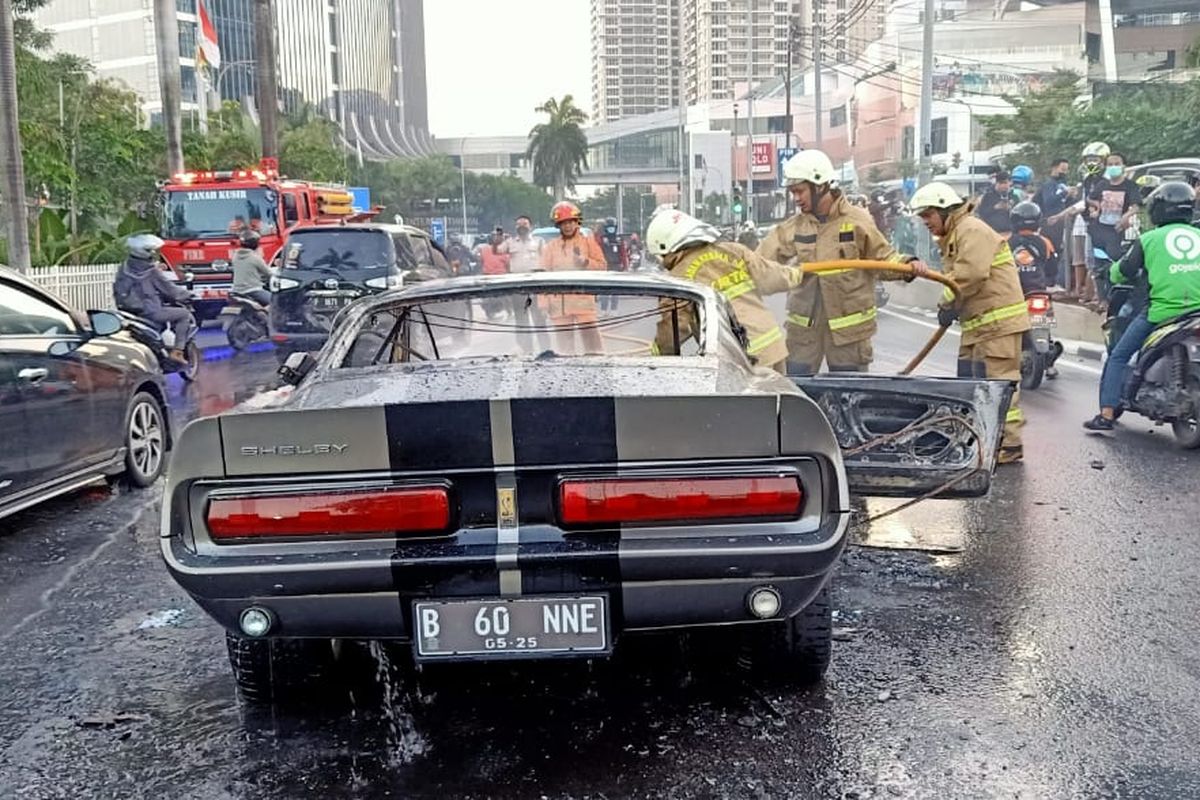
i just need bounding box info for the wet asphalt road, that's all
[2,312,1199,799]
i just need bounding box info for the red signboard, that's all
[751,142,774,175]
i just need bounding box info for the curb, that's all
[888,304,1107,362]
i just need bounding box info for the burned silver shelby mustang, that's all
[160,273,1012,702]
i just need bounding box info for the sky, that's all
[423,1,593,139]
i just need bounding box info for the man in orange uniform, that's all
[539,201,607,353]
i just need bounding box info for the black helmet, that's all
[1148,181,1197,227]
[1010,201,1041,231]
[239,230,261,249]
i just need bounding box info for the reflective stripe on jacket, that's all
[756,195,911,346]
[938,204,1031,345]
[657,240,800,367]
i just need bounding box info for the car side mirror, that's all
[278,351,316,385]
[47,340,78,357]
[88,310,124,337]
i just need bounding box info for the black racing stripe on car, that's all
[385,401,493,470]
[794,233,817,244]
[509,398,618,466]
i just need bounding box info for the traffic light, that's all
[951,151,962,170]
[731,187,744,222]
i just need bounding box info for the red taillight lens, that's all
[558,476,803,526]
[1027,295,1050,313]
[206,486,450,540]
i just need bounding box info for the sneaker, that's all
[1083,414,1114,432]
[1045,366,1059,379]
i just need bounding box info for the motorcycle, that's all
[119,304,201,382]
[875,282,890,309]
[1103,287,1200,448]
[218,292,270,351]
[1020,292,1062,390]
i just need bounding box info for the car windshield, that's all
[338,288,703,367]
[160,187,278,239]
[283,230,394,273]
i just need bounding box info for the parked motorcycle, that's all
[218,292,270,351]
[1103,287,1200,448]
[1020,292,1062,390]
[118,305,201,382]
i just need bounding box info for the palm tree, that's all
[527,95,590,199]
[0,0,31,271]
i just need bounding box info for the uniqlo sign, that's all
[751,142,774,175]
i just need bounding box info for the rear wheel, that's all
[1020,347,1044,390]
[226,633,335,705]
[180,340,201,382]
[1171,373,1200,449]
[226,319,255,351]
[123,392,166,487]
[744,583,833,685]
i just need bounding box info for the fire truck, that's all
[158,158,378,322]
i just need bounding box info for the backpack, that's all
[113,267,147,314]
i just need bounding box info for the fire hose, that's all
[797,259,960,375]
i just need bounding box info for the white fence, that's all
[24,263,122,311]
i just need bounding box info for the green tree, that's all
[980,70,1084,174]
[527,95,589,198]
[280,118,346,182]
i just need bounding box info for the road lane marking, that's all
[878,307,1102,376]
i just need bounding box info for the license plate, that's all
[413,595,609,660]
[1029,314,1055,327]
[195,287,229,300]
[184,249,205,261]
[315,296,349,310]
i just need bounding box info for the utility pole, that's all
[153,0,184,174]
[814,21,823,150]
[784,20,793,148]
[255,0,279,159]
[0,0,30,272]
[918,0,935,185]
[744,1,754,224]
[677,0,688,213]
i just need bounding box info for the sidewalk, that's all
[884,278,1107,361]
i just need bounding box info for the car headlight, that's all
[364,274,403,290]
[271,275,300,291]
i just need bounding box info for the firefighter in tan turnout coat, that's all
[645,208,801,373]
[756,149,918,375]
[910,181,1031,464]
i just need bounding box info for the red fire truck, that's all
[158,158,377,321]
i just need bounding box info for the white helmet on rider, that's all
[645,208,720,256]
[126,233,165,260]
[1081,141,1111,160]
[909,181,964,214]
[782,149,839,189]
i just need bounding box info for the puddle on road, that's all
[851,498,969,553]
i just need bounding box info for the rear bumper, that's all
[161,515,848,641]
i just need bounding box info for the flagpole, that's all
[196,67,209,135]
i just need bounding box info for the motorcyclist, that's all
[645,208,802,373]
[1066,141,1110,302]
[1008,201,1056,295]
[910,180,1030,464]
[1084,181,1200,432]
[445,234,476,276]
[756,149,918,376]
[112,233,193,360]
[1012,165,1035,202]
[230,230,272,307]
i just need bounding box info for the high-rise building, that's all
[808,0,887,66]
[33,0,432,159]
[591,0,680,123]
[682,0,802,105]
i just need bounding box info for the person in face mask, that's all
[1087,153,1140,273]
[498,214,551,352]
[1036,158,1073,288]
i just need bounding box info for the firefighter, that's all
[910,180,1030,464]
[757,149,918,375]
[539,201,607,354]
[645,208,802,372]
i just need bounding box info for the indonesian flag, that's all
[196,0,221,70]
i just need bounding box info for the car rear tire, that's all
[744,583,833,685]
[226,633,334,705]
[123,392,166,487]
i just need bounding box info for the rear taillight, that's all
[206,486,450,540]
[1027,295,1050,313]
[558,476,803,526]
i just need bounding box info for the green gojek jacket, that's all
[1111,223,1200,324]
